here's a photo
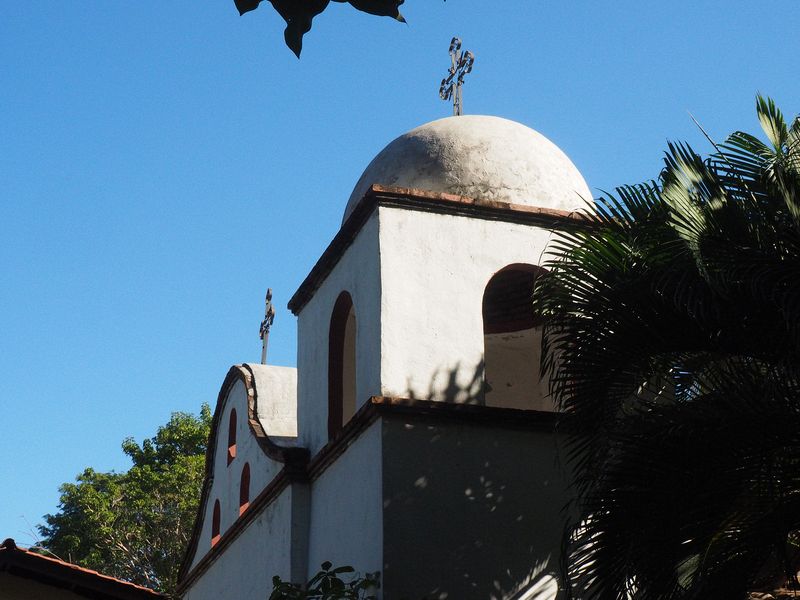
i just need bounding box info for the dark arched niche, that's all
[328,291,357,439]
[482,264,551,410]
[226,408,237,465]
[211,499,221,547]
[239,463,250,516]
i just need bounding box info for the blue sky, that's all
[2,1,798,544]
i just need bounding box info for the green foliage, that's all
[534,96,800,600]
[233,0,408,57]
[39,405,212,595]
[269,562,380,599]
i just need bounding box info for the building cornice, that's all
[287,185,592,315]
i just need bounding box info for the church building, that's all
[176,114,591,600]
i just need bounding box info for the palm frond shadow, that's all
[392,359,574,600]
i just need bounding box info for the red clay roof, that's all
[0,538,164,599]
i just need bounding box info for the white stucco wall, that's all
[183,489,294,600]
[191,378,285,570]
[296,211,382,454]
[248,363,298,438]
[307,420,383,582]
[378,206,556,404]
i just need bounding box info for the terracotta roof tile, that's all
[0,538,164,599]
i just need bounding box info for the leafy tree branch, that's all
[38,405,212,595]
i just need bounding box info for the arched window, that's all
[227,408,237,465]
[211,500,221,547]
[482,264,551,410]
[328,291,357,439]
[239,463,250,516]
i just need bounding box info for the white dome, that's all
[344,115,590,221]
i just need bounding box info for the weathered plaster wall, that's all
[307,420,383,581]
[378,206,555,405]
[248,363,298,438]
[296,211,382,454]
[381,415,570,600]
[183,489,294,600]
[191,376,286,569]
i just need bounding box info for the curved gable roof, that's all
[177,364,309,582]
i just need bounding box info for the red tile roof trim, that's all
[0,538,163,599]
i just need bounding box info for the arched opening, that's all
[239,463,250,516]
[482,264,550,410]
[328,291,357,439]
[227,408,237,465]
[211,500,221,547]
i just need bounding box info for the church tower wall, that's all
[179,114,594,600]
[307,420,383,583]
[377,204,557,408]
[296,210,383,454]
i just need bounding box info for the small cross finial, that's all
[259,288,275,365]
[439,37,475,116]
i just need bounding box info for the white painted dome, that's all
[344,115,590,221]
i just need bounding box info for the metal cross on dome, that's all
[439,37,475,116]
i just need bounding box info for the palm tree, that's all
[534,97,800,600]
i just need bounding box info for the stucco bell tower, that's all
[179,114,592,600]
[288,115,591,454]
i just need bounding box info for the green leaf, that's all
[271,564,379,599]
[757,94,788,153]
[38,405,211,595]
[331,565,355,574]
[536,96,800,600]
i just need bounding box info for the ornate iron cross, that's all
[259,288,275,365]
[439,37,475,116]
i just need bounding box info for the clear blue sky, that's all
[2,1,798,544]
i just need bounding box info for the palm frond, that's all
[537,97,800,600]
